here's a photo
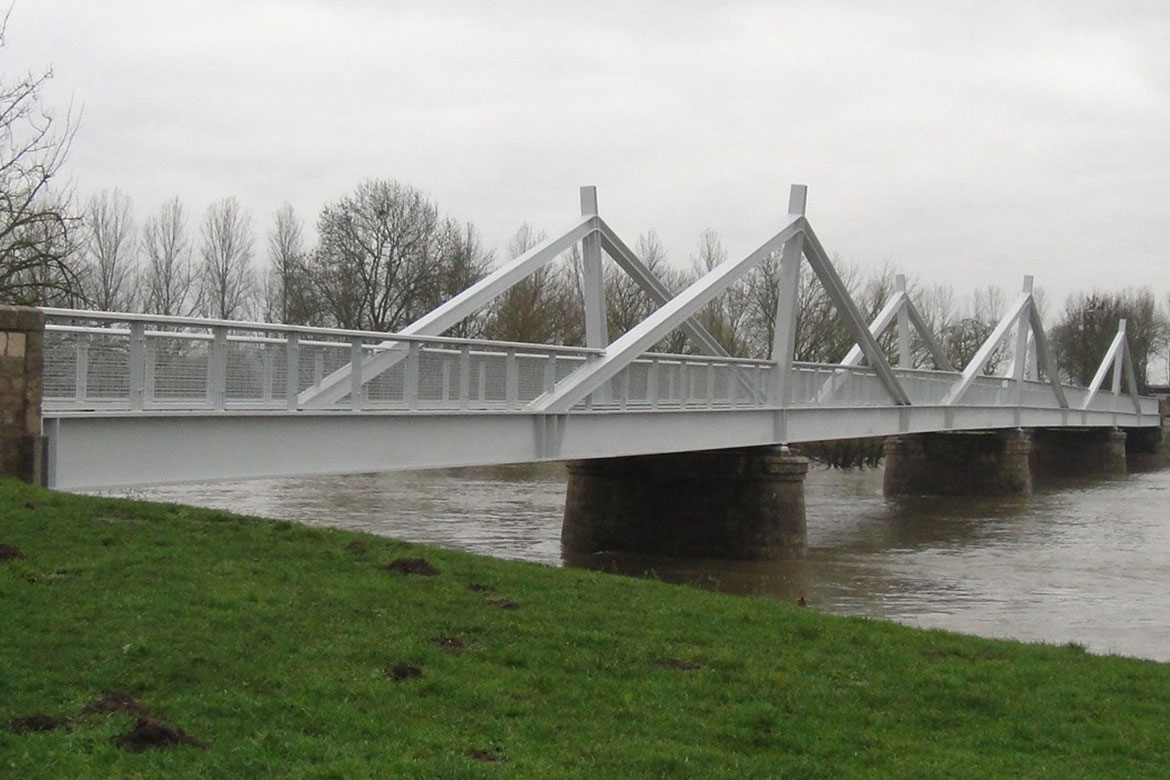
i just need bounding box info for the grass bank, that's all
[2,478,1169,778]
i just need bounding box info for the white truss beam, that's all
[528,216,805,413]
[1083,319,1141,413]
[299,216,596,407]
[799,223,911,405]
[596,221,730,358]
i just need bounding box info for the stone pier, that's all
[1030,428,1127,478]
[563,446,810,559]
[883,426,1139,497]
[0,307,45,484]
[883,429,1033,497]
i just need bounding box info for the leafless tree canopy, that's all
[198,196,255,319]
[141,196,196,317]
[310,179,490,333]
[0,11,81,305]
[80,188,137,311]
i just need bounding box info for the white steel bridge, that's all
[38,186,1157,490]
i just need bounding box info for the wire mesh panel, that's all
[149,336,211,404]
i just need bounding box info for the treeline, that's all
[2,26,1168,389]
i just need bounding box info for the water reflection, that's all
[129,459,1170,663]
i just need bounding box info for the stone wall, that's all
[0,307,44,484]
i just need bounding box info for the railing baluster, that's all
[350,338,363,411]
[144,340,156,409]
[209,327,227,410]
[285,332,300,411]
[129,322,145,411]
[75,334,89,405]
[505,349,518,408]
[648,358,659,409]
[262,348,275,402]
[477,359,487,405]
[459,345,470,410]
[544,353,557,395]
[405,342,420,410]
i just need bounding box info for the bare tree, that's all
[198,196,255,319]
[690,229,752,356]
[432,217,492,337]
[484,223,582,344]
[262,202,317,324]
[141,197,196,316]
[79,188,138,311]
[1051,288,1168,390]
[605,230,678,340]
[0,11,81,305]
[311,179,485,332]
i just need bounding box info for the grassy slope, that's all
[2,478,1169,779]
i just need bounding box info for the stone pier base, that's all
[563,446,809,559]
[1031,428,1127,478]
[0,307,45,484]
[883,430,1032,497]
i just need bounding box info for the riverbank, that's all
[3,479,1169,778]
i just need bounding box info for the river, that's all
[128,455,1170,663]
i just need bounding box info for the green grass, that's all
[2,477,1170,778]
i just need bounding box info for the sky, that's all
[7,0,1170,312]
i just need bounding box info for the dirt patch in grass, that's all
[0,543,25,561]
[10,714,71,734]
[467,748,503,762]
[467,583,492,592]
[484,596,520,610]
[385,557,440,576]
[388,663,423,681]
[431,637,466,655]
[654,658,703,671]
[344,540,366,553]
[112,717,202,752]
[83,692,151,717]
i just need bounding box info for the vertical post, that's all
[313,351,324,388]
[768,184,808,409]
[0,307,45,484]
[580,186,608,350]
[647,357,659,409]
[505,349,519,408]
[405,341,420,410]
[543,353,557,395]
[144,341,155,408]
[459,345,471,409]
[75,334,89,403]
[128,321,146,411]
[895,273,912,368]
[350,338,363,411]
[1112,319,1127,395]
[1012,276,1033,406]
[209,327,227,410]
[261,349,275,402]
[285,331,300,411]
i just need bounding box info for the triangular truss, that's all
[298,187,732,407]
[939,275,1067,408]
[299,183,1145,420]
[1083,319,1142,413]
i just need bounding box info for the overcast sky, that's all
[8,0,1170,310]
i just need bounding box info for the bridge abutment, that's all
[563,446,809,559]
[0,306,45,485]
[883,429,1033,496]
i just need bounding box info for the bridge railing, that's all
[40,309,1151,418]
[40,310,602,412]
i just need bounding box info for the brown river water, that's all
[128,456,1170,663]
